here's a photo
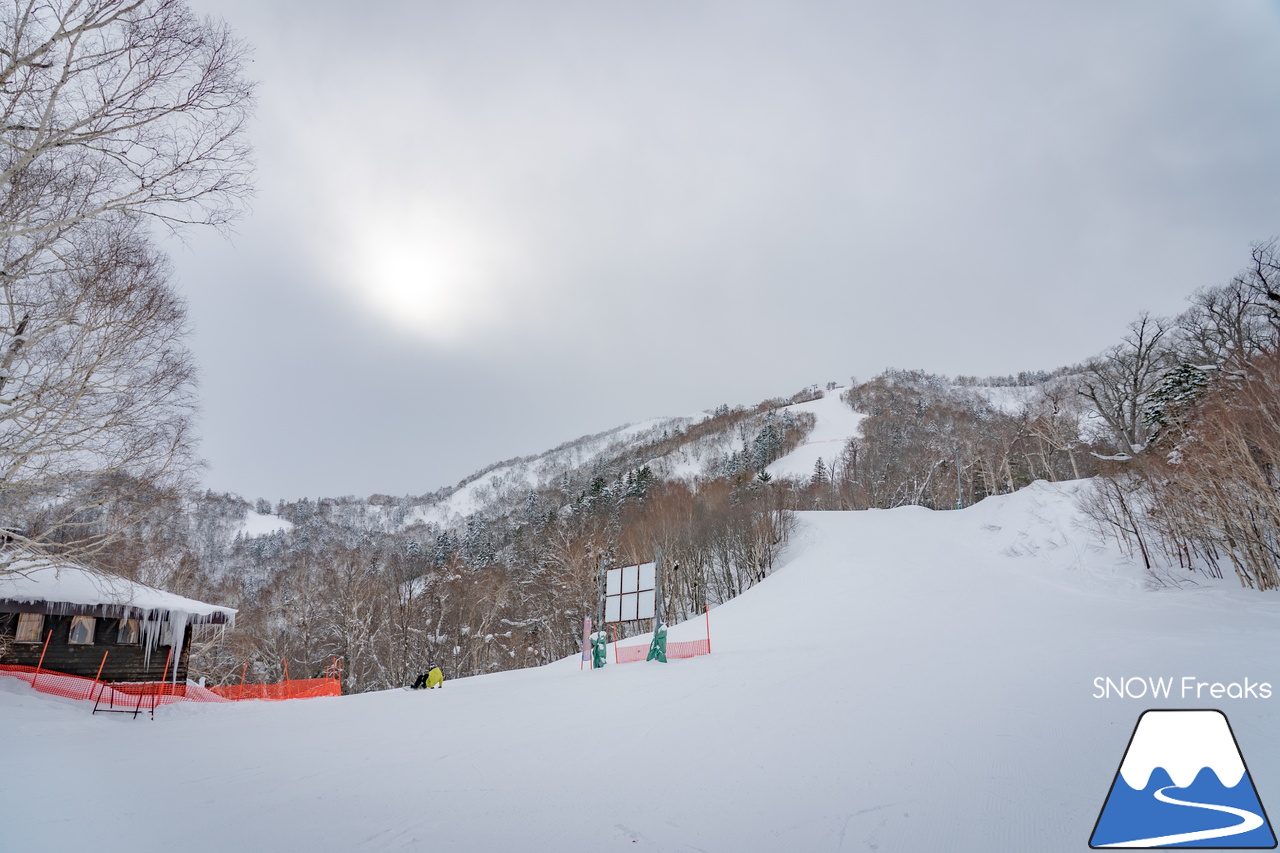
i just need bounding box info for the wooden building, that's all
[0,559,236,684]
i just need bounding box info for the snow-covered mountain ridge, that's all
[212,373,1072,545]
[219,386,837,539]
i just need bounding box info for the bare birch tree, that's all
[0,0,253,241]
[0,217,197,570]
[0,0,253,572]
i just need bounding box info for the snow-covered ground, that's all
[238,509,293,537]
[6,481,1280,852]
[766,389,866,479]
[968,383,1041,415]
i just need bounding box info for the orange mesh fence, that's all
[208,677,341,701]
[111,681,189,698]
[0,663,340,708]
[615,638,710,663]
[174,682,229,702]
[0,664,211,712]
[95,680,210,714]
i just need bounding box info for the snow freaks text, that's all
[1093,677,1273,700]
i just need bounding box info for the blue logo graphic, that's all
[1091,710,1276,848]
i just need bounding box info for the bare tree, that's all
[1175,277,1273,374]
[1077,313,1173,456]
[1023,380,1091,480]
[0,0,253,240]
[0,218,197,570]
[0,0,253,573]
[1238,238,1280,337]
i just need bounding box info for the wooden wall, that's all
[0,612,192,683]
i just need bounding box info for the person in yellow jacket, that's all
[410,666,445,690]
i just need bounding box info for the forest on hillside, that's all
[28,239,1280,693]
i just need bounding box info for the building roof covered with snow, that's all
[0,558,235,626]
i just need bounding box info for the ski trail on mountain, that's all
[1099,785,1264,848]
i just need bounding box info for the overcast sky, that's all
[174,0,1280,502]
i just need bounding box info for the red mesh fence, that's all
[0,663,340,710]
[174,682,229,702]
[0,664,211,714]
[208,678,341,701]
[615,638,710,664]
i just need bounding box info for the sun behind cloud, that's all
[330,205,519,345]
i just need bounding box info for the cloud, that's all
[176,0,1280,497]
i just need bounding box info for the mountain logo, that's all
[1090,710,1276,848]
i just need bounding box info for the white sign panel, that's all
[604,561,657,623]
[639,562,655,592]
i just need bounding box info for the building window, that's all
[14,613,43,643]
[68,615,95,645]
[117,618,140,645]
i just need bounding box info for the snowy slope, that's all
[6,481,1280,852]
[968,383,1041,415]
[765,389,865,479]
[411,416,694,526]
[238,509,293,537]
